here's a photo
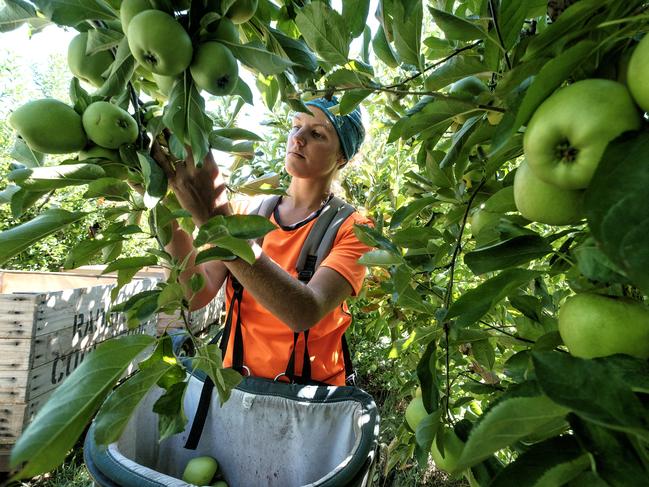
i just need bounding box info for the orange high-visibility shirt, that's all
[221,197,373,385]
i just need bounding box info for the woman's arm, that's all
[224,248,354,332]
[150,136,355,325]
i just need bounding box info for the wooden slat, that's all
[0,370,28,404]
[32,278,156,337]
[26,319,156,401]
[0,403,26,445]
[0,443,12,473]
[0,340,31,372]
[0,295,37,339]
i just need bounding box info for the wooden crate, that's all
[0,269,224,473]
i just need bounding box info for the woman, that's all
[152,97,372,386]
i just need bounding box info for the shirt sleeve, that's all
[319,212,375,296]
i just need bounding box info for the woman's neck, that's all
[285,178,332,212]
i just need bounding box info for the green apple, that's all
[190,42,239,95]
[513,160,584,225]
[405,396,427,431]
[79,146,121,163]
[182,456,219,485]
[627,34,649,112]
[82,101,138,149]
[9,99,87,154]
[127,10,193,76]
[558,293,649,359]
[212,18,240,43]
[448,76,488,123]
[523,79,641,190]
[468,208,501,236]
[449,76,488,100]
[226,0,258,24]
[211,482,228,487]
[67,33,114,87]
[430,426,464,474]
[79,146,128,179]
[120,0,153,33]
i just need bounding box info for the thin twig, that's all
[479,320,536,344]
[384,40,483,89]
[488,0,512,70]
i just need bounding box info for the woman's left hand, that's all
[151,133,231,225]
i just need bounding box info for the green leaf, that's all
[570,416,648,485]
[10,136,44,167]
[138,152,168,209]
[31,0,115,26]
[196,214,276,244]
[497,1,528,51]
[0,209,87,266]
[0,185,21,205]
[514,40,596,129]
[416,339,440,412]
[153,381,188,441]
[428,7,486,41]
[157,282,185,309]
[195,246,238,265]
[390,196,438,230]
[268,27,319,73]
[533,455,590,487]
[9,163,106,190]
[0,0,39,32]
[482,186,516,213]
[213,235,255,264]
[295,1,350,64]
[464,235,553,275]
[64,238,123,269]
[447,269,540,327]
[523,0,605,61]
[388,97,468,142]
[224,40,295,75]
[391,0,422,68]
[455,395,569,471]
[342,0,370,38]
[424,54,491,92]
[84,177,131,201]
[489,436,585,487]
[211,128,263,141]
[163,74,212,165]
[393,227,441,249]
[232,77,254,105]
[9,187,48,218]
[532,352,649,440]
[86,27,123,55]
[585,132,649,295]
[103,256,157,274]
[471,339,495,370]
[192,343,242,404]
[95,36,135,98]
[339,89,372,115]
[372,25,399,68]
[94,359,172,445]
[10,335,155,478]
[358,249,403,267]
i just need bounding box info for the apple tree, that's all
[1,0,649,485]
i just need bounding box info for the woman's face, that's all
[285,107,344,180]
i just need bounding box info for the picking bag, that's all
[84,371,380,487]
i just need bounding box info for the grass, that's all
[2,449,91,487]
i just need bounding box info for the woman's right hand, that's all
[150,133,231,226]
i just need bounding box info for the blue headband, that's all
[304,97,365,161]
